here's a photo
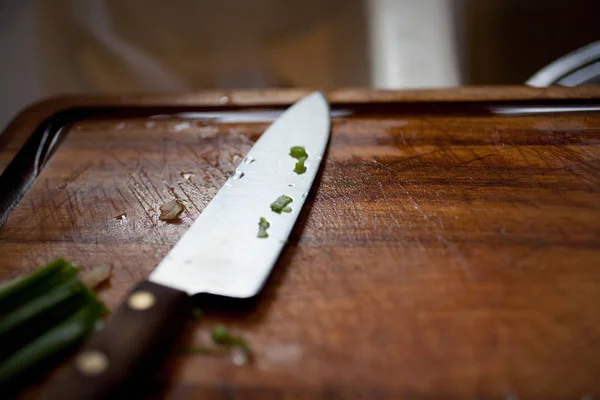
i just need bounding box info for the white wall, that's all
[366,0,462,88]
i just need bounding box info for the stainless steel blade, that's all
[149,92,331,297]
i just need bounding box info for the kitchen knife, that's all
[44,91,331,399]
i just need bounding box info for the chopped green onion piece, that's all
[181,326,252,365]
[0,301,104,384]
[0,280,88,361]
[0,258,108,391]
[211,325,231,343]
[211,325,251,351]
[270,195,293,214]
[290,146,308,174]
[282,207,292,213]
[0,259,80,315]
[0,279,85,340]
[294,160,307,174]
[257,217,270,238]
[290,146,308,159]
[0,279,107,362]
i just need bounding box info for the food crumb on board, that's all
[81,265,112,289]
[159,199,184,221]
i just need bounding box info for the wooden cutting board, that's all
[1,87,600,399]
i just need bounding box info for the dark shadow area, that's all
[462,0,600,84]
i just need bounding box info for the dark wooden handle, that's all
[44,280,190,400]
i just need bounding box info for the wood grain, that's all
[1,88,600,399]
[2,86,600,176]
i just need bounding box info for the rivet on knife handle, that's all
[44,281,190,400]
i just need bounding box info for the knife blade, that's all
[44,91,331,399]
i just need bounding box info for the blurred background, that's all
[0,0,599,129]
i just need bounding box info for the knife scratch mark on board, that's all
[186,145,203,163]
[128,183,155,214]
[138,169,165,203]
[397,181,472,278]
[440,146,462,165]
[106,152,127,168]
[532,146,553,168]
[177,183,202,214]
[137,153,156,170]
[376,181,403,230]
[495,128,503,145]
[189,180,218,208]
[24,162,93,216]
[46,191,59,227]
[65,191,78,227]
[88,187,101,223]
[399,148,444,164]
[514,145,529,165]
[115,187,133,209]
[103,188,121,213]
[459,151,496,167]
[127,185,170,245]
[128,185,155,226]
[22,188,89,237]
[205,167,228,191]
[74,188,86,219]
[162,137,168,167]
[551,145,600,189]
[129,174,157,206]
[214,135,222,168]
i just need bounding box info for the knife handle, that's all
[44,280,191,400]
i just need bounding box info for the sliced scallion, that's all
[289,146,308,160]
[270,195,293,214]
[257,217,270,238]
[290,146,308,175]
[0,300,104,384]
[0,259,80,315]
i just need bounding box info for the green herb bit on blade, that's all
[290,146,308,174]
[290,146,308,159]
[257,217,270,238]
[270,195,293,214]
[282,207,292,213]
[294,161,307,174]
